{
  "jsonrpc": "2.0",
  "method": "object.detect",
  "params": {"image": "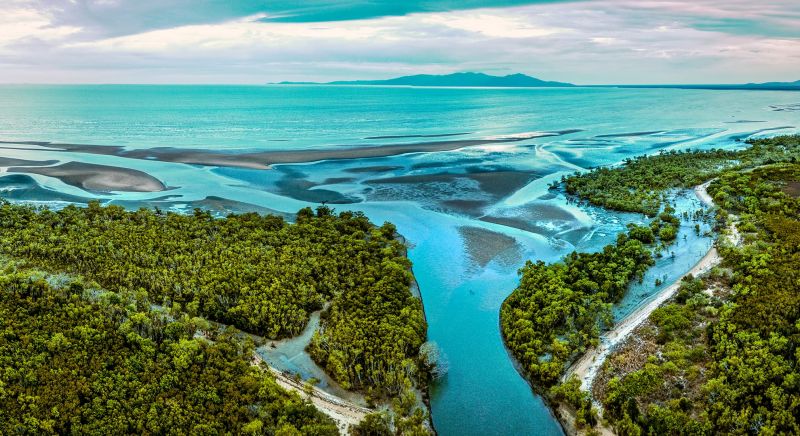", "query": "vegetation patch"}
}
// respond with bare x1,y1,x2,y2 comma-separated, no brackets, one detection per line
595,152,800,434
596,275,722,435
0,202,427,399
563,135,800,216
0,269,338,434
504,135,800,434
500,223,662,387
